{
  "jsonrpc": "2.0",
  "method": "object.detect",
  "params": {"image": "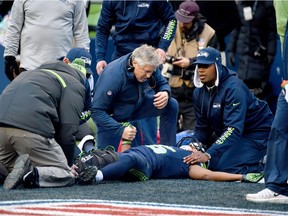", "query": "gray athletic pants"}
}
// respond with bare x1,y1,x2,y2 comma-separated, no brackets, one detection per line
0,127,75,187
